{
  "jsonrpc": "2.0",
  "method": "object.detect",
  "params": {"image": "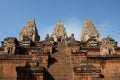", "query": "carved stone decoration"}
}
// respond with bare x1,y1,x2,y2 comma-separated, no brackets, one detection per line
70,33,76,42
45,34,50,41
19,19,40,42
100,36,115,55
66,33,76,44
3,37,18,54
51,21,67,42
81,19,100,42
44,34,54,44
86,37,99,47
